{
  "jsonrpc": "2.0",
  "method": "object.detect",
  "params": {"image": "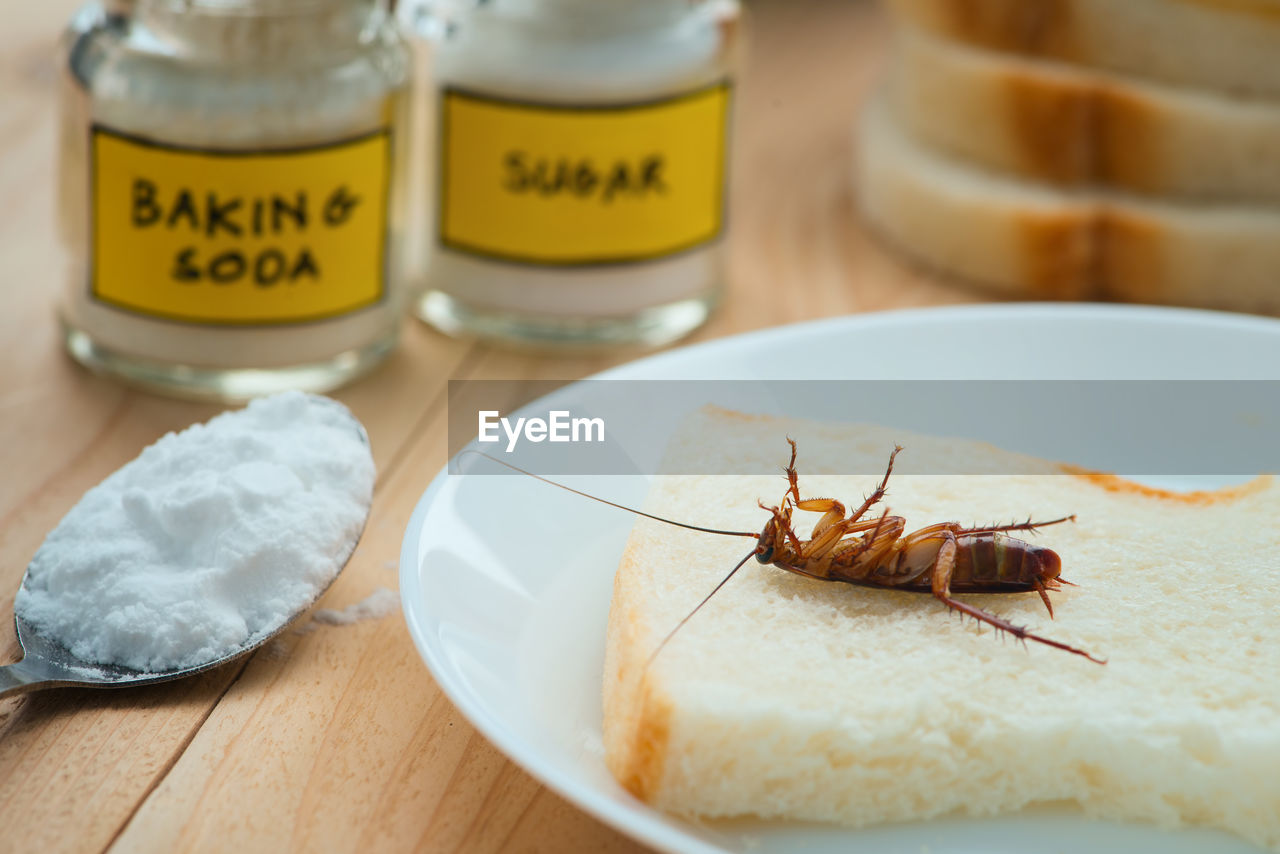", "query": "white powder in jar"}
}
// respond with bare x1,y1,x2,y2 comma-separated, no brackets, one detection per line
14,392,374,672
